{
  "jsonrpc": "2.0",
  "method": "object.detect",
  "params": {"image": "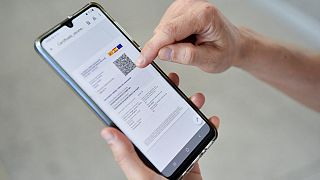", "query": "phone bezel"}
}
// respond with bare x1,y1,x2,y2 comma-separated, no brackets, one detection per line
34,2,218,179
